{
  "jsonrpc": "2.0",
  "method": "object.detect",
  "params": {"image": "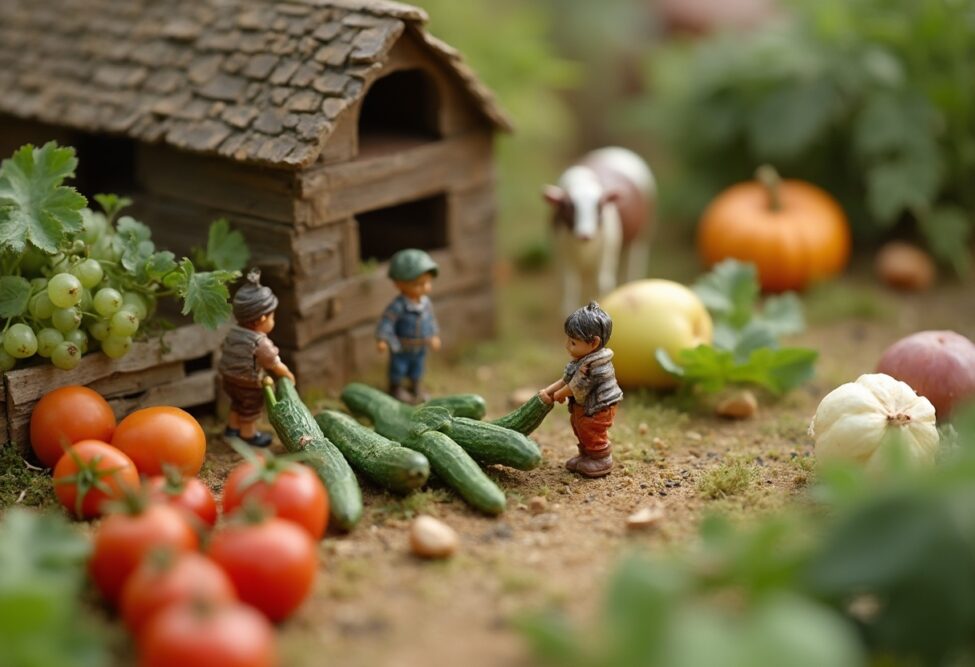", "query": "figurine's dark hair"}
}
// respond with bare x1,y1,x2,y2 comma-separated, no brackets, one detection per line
233,268,278,325
564,301,612,348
